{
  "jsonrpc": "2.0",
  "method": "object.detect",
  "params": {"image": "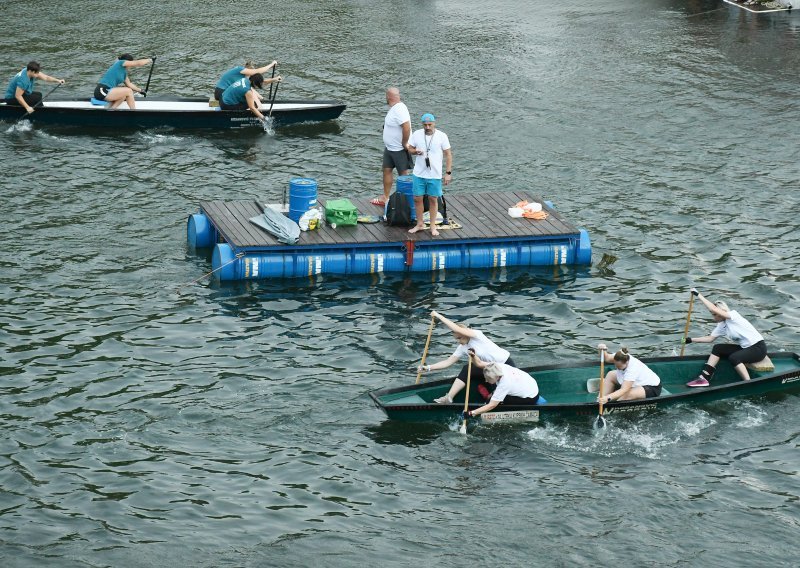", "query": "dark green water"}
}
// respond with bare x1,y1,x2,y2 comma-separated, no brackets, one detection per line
2,1,799,566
